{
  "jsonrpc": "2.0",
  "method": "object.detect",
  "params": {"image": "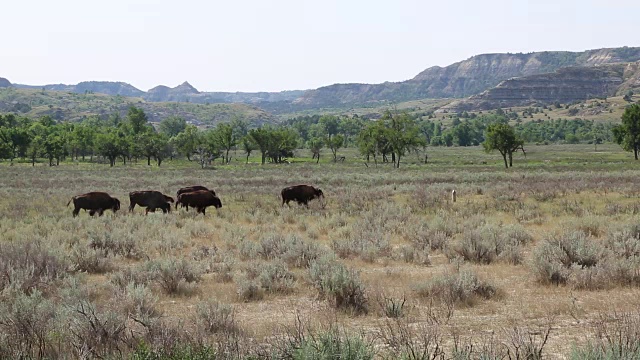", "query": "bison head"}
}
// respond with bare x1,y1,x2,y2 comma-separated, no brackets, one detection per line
112,198,121,212
315,188,325,208
164,195,175,203
212,196,223,209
